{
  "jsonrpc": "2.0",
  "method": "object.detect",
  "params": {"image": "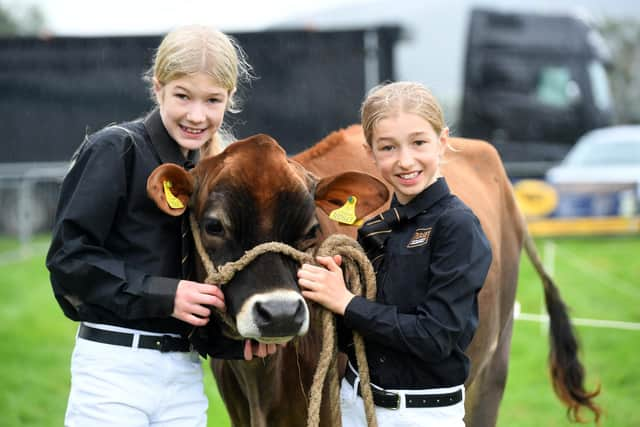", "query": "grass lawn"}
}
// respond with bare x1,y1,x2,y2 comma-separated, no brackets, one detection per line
498,236,640,427
0,235,638,426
